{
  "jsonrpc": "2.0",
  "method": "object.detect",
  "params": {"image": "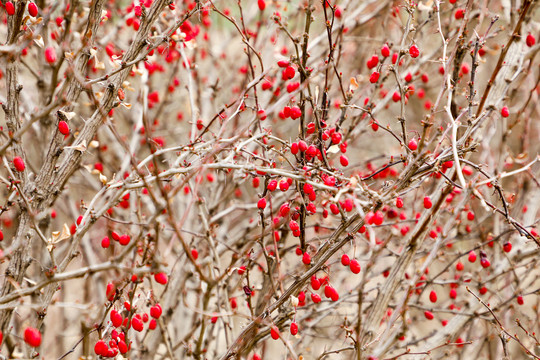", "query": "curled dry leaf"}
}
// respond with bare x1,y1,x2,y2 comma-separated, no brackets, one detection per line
64,140,87,153
58,110,76,121
99,173,108,185
33,35,44,48
64,52,75,61
327,145,340,154
349,76,359,92
50,224,71,245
